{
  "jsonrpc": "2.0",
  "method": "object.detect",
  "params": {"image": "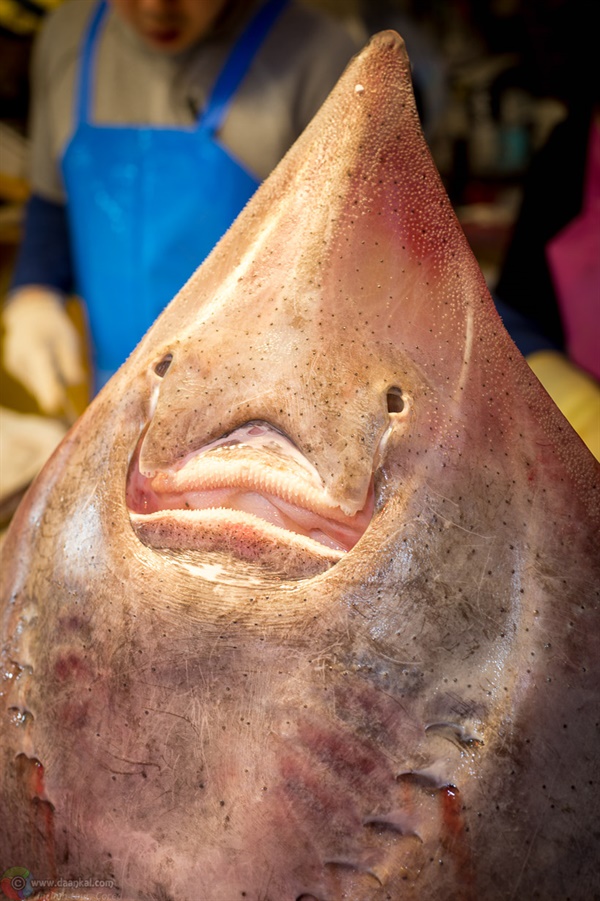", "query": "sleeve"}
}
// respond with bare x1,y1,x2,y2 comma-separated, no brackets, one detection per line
9,4,80,295
492,295,558,358
10,193,74,294
494,115,589,352
27,6,69,203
